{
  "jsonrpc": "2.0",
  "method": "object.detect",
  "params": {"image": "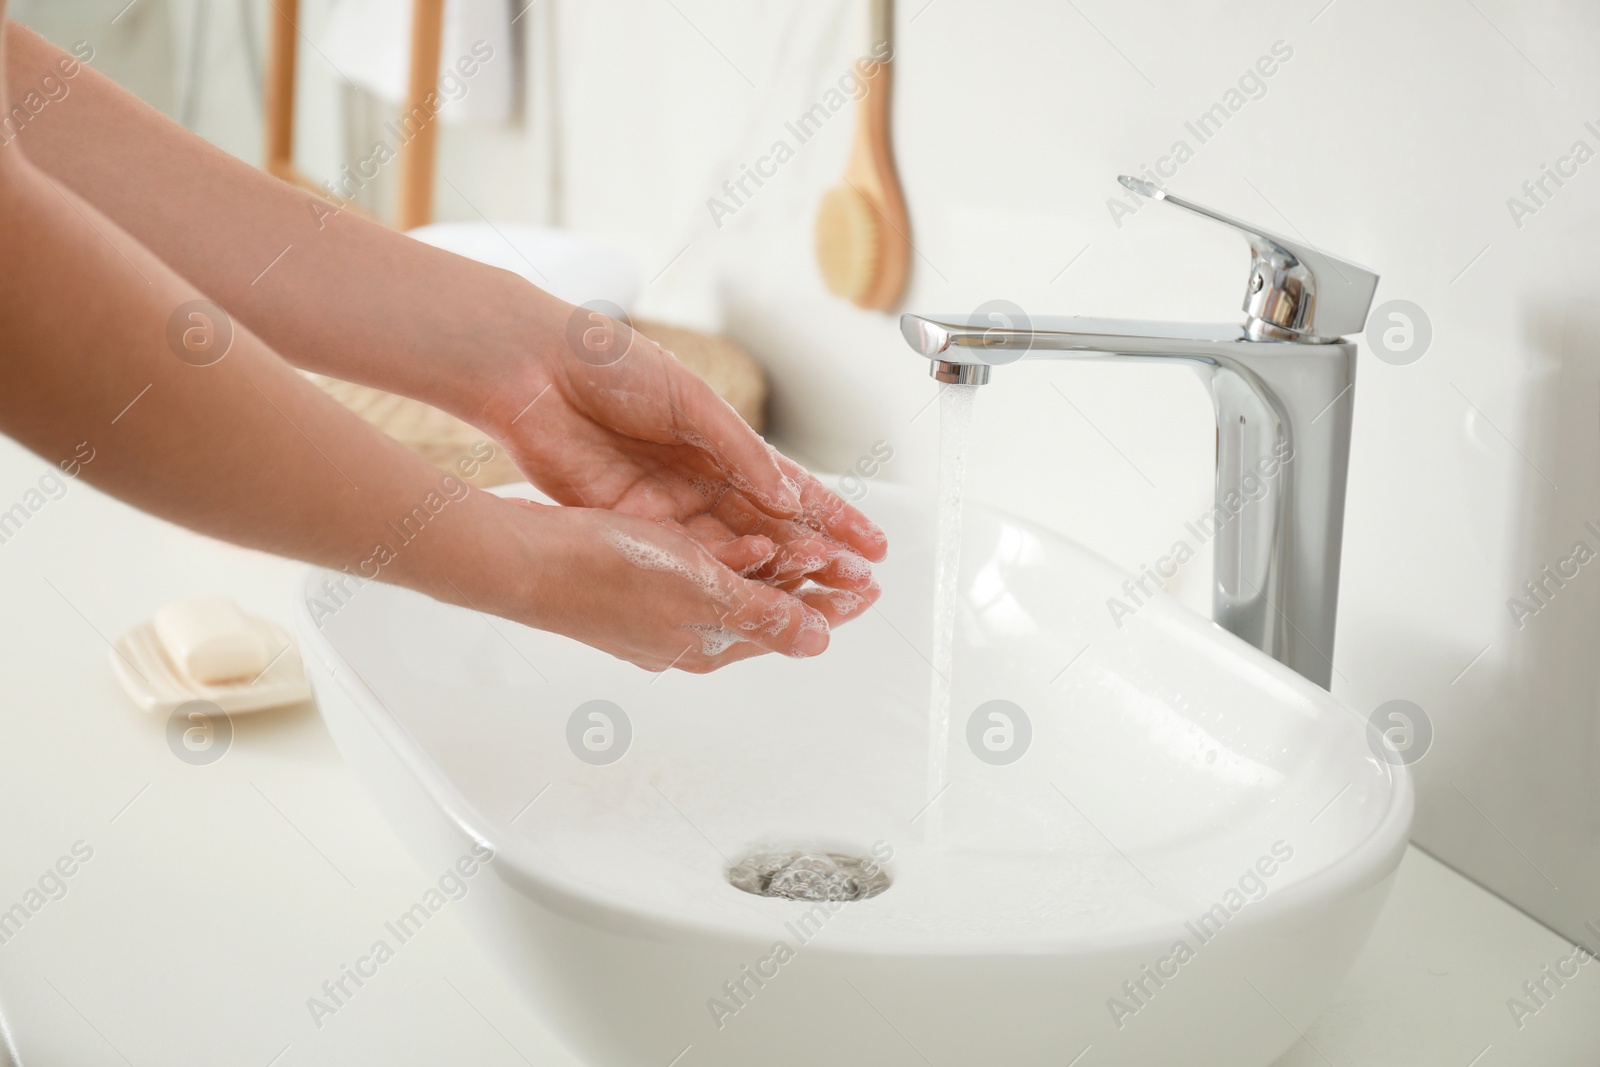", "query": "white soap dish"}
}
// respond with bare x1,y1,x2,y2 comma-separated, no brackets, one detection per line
110,617,311,715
